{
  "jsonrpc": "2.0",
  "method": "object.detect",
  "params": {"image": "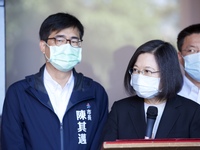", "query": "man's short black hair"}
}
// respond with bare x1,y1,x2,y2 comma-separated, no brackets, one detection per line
39,12,84,41
177,24,200,52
